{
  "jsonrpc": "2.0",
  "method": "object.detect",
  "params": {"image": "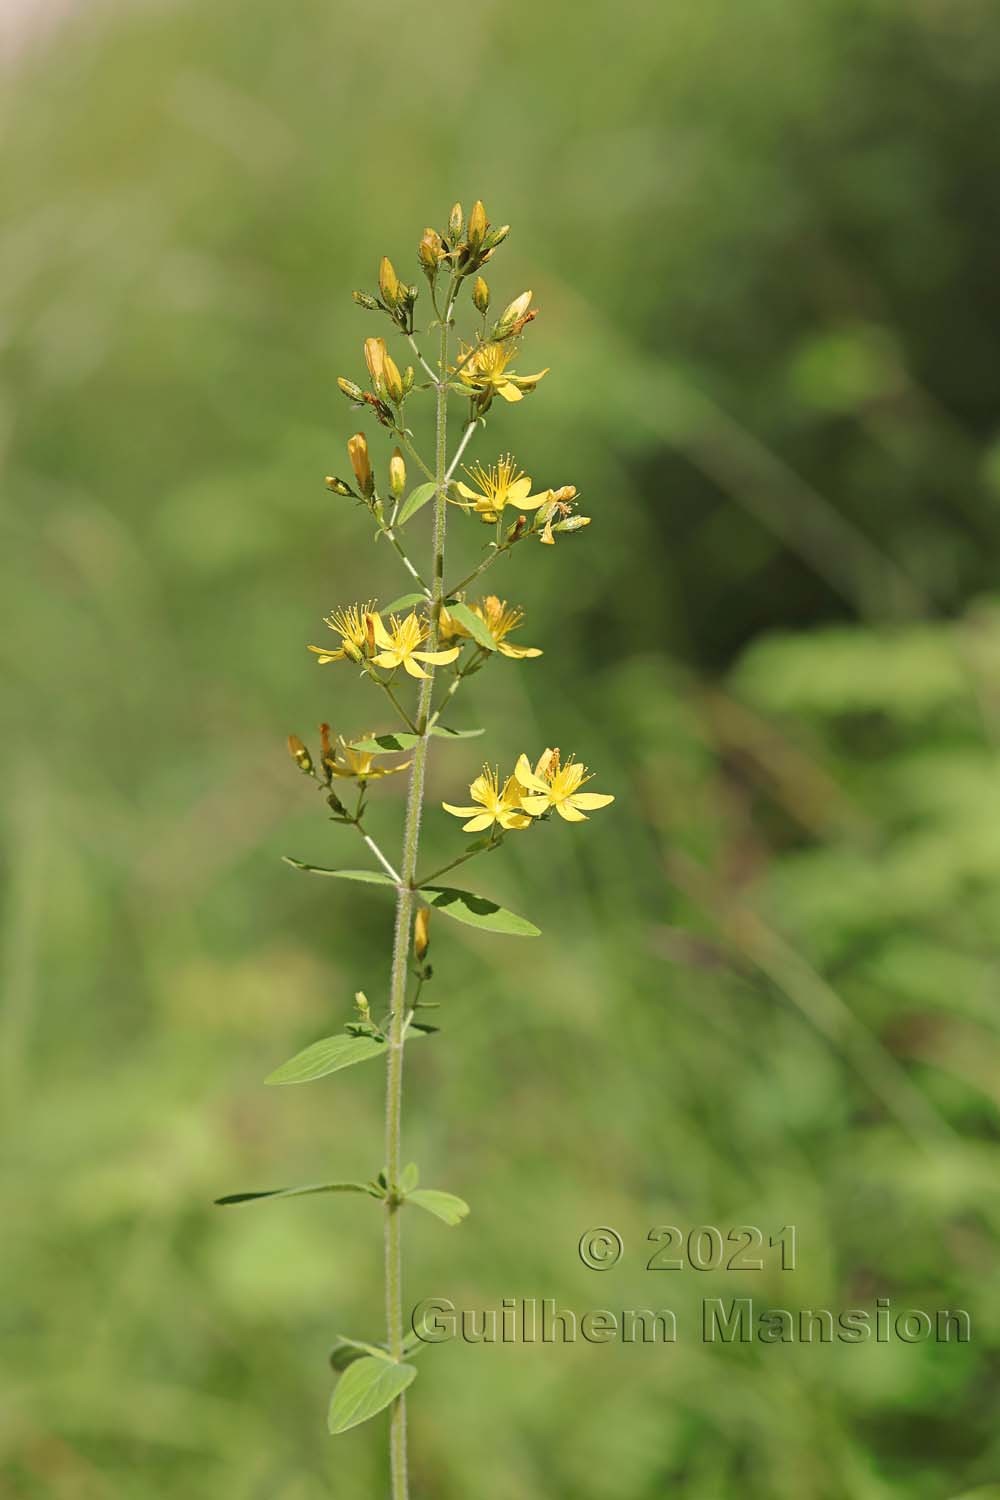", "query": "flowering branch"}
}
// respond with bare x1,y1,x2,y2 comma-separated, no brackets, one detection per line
215,200,611,1500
